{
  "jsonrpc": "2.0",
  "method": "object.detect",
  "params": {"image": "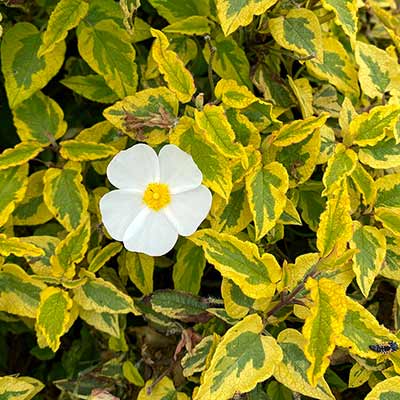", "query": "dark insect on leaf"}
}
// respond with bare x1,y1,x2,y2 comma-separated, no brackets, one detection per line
369,340,399,354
